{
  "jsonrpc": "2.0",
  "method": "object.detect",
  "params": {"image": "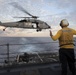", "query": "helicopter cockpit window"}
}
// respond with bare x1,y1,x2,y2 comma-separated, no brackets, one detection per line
38,23,44,28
